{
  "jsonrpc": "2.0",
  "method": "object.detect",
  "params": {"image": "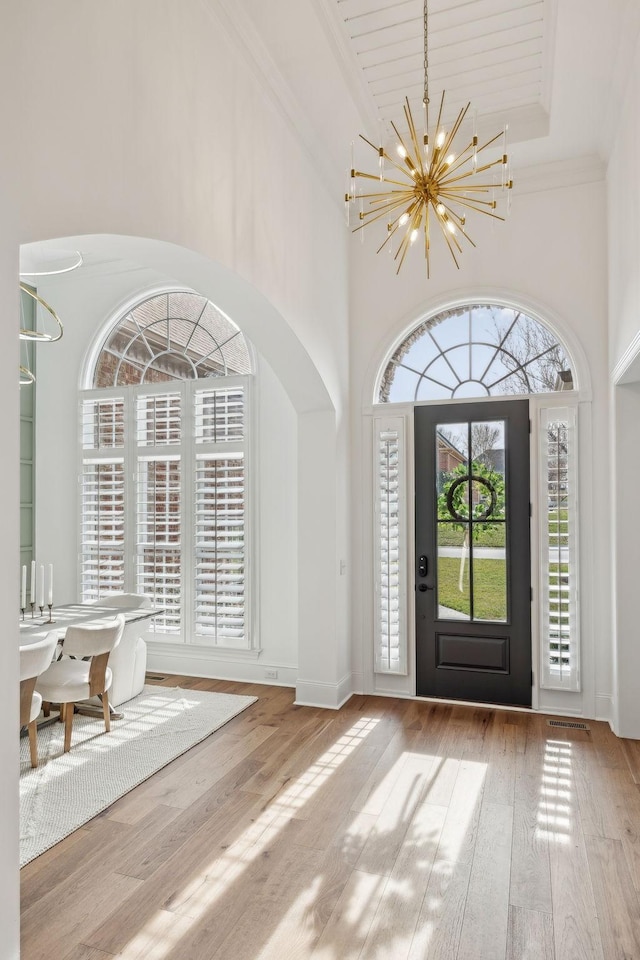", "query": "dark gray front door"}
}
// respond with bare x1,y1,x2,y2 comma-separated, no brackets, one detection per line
415,399,531,706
